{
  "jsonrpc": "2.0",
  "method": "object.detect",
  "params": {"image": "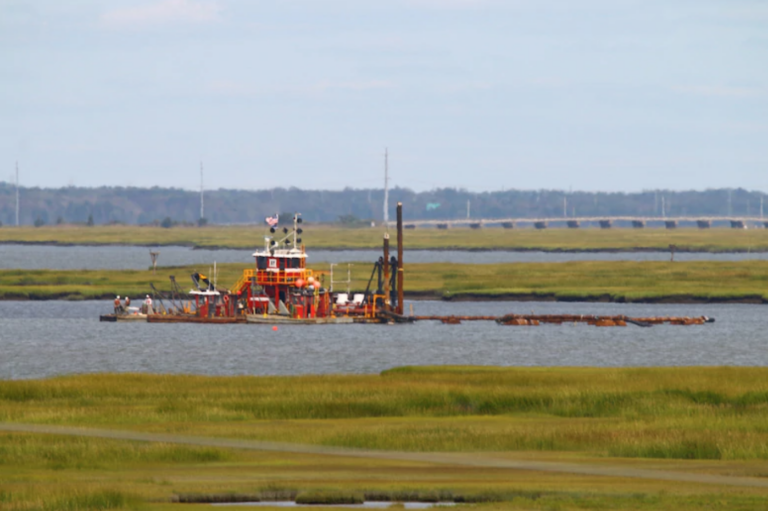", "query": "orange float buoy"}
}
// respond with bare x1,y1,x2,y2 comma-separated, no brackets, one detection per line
272,326,278,331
